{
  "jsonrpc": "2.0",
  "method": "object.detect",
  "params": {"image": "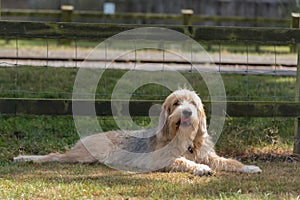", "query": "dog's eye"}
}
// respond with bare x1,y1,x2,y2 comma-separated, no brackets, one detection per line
191,101,197,106
173,100,179,106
